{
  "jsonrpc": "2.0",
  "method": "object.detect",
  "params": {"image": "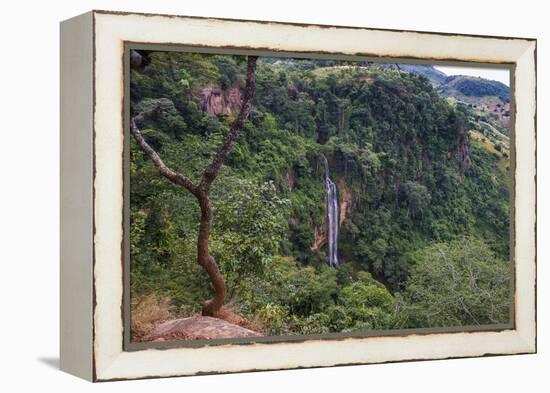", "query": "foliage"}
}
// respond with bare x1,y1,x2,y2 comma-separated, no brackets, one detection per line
211,178,290,296
236,257,396,335
396,237,511,328
129,51,512,337
441,75,510,102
